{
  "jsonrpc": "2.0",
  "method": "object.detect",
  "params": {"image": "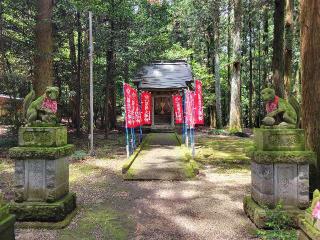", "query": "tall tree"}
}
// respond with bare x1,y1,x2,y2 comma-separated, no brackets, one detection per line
75,11,82,135
229,0,242,132
300,0,320,186
284,0,294,99
262,3,269,87
248,0,253,128
272,0,285,98
213,1,222,129
0,0,4,77
34,0,54,96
